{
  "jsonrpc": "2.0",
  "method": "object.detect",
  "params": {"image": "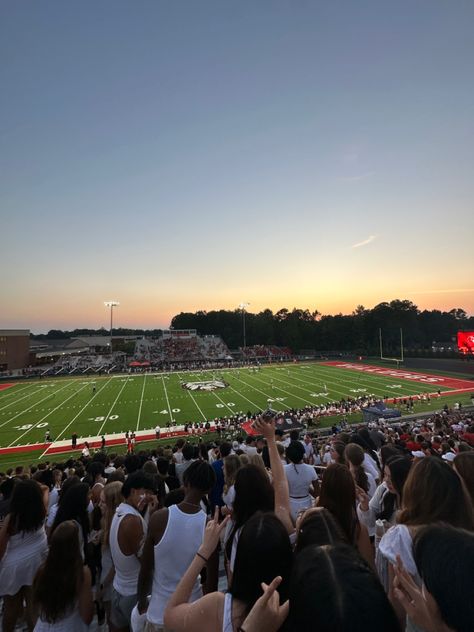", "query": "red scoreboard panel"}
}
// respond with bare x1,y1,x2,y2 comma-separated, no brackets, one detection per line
457,331,474,355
